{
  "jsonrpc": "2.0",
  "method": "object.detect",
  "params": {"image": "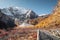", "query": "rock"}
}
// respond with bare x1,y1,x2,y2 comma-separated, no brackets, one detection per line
0,9,16,30
39,30,60,40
